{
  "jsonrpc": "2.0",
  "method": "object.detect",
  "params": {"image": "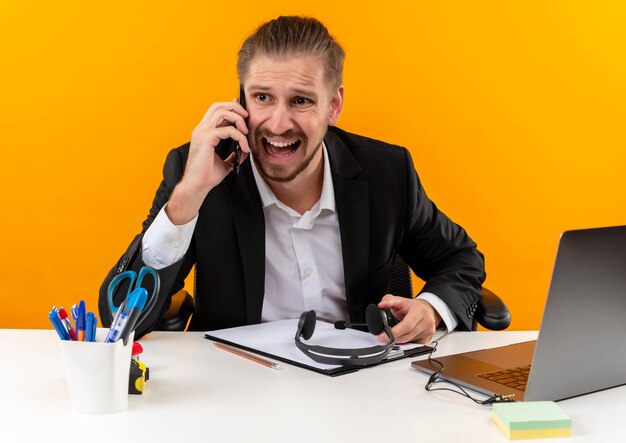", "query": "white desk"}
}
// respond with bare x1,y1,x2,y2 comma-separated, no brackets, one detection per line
1,330,622,442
